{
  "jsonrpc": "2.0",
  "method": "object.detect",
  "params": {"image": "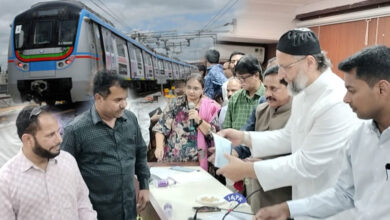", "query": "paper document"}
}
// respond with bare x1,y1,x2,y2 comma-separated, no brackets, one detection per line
213,133,232,168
